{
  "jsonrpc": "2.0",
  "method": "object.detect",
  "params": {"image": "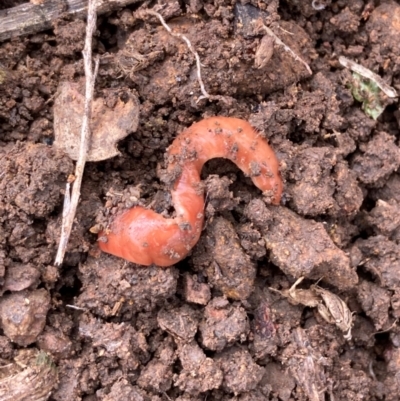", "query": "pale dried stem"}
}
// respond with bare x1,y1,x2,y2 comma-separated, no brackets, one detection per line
66,304,87,311
339,55,398,98
138,9,210,102
260,23,312,75
55,0,99,266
